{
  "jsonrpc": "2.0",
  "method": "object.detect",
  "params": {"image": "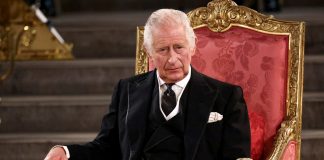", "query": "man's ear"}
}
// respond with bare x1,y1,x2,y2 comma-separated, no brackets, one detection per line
191,46,196,56
191,38,197,56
